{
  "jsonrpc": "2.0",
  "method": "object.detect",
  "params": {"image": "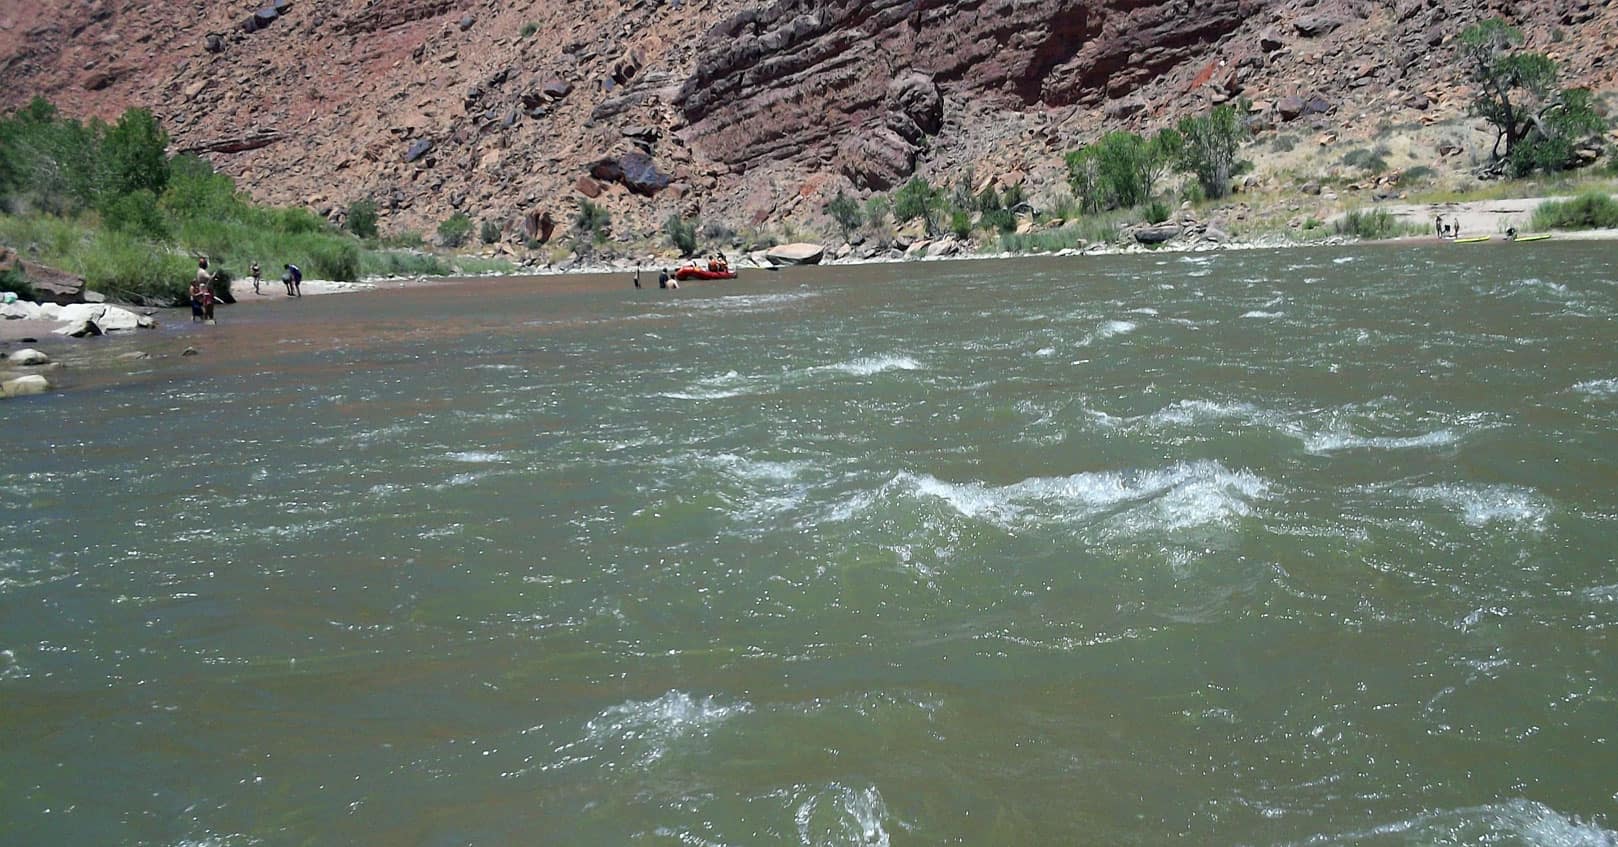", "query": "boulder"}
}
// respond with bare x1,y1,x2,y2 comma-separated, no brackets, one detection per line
541,79,573,100
1259,30,1286,51
1,374,50,398
404,138,435,164
839,126,917,191
1293,15,1345,37
523,210,556,242
574,176,604,198
1133,225,1182,245
1103,96,1147,120
6,348,51,366
1,300,39,320
886,72,943,139
54,318,103,338
1277,95,1305,121
589,151,670,196
55,304,152,333
765,243,826,266
1,248,89,304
